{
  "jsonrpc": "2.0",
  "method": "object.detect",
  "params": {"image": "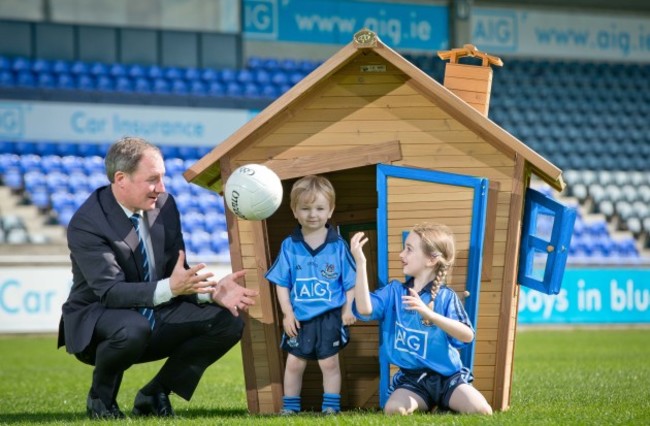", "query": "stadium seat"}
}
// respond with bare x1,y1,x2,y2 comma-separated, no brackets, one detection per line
37,72,55,88
0,70,14,86
56,73,75,89
17,71,36,87
171,79,188,95
89,62,108,76
32,59,52,74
